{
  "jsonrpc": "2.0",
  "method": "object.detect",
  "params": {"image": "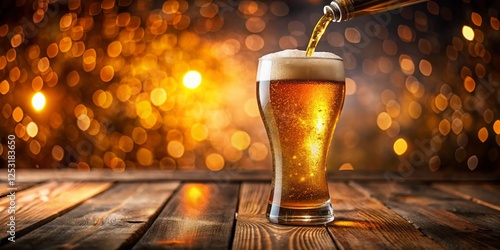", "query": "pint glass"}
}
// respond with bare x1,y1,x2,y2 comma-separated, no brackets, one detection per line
256,50,345,225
